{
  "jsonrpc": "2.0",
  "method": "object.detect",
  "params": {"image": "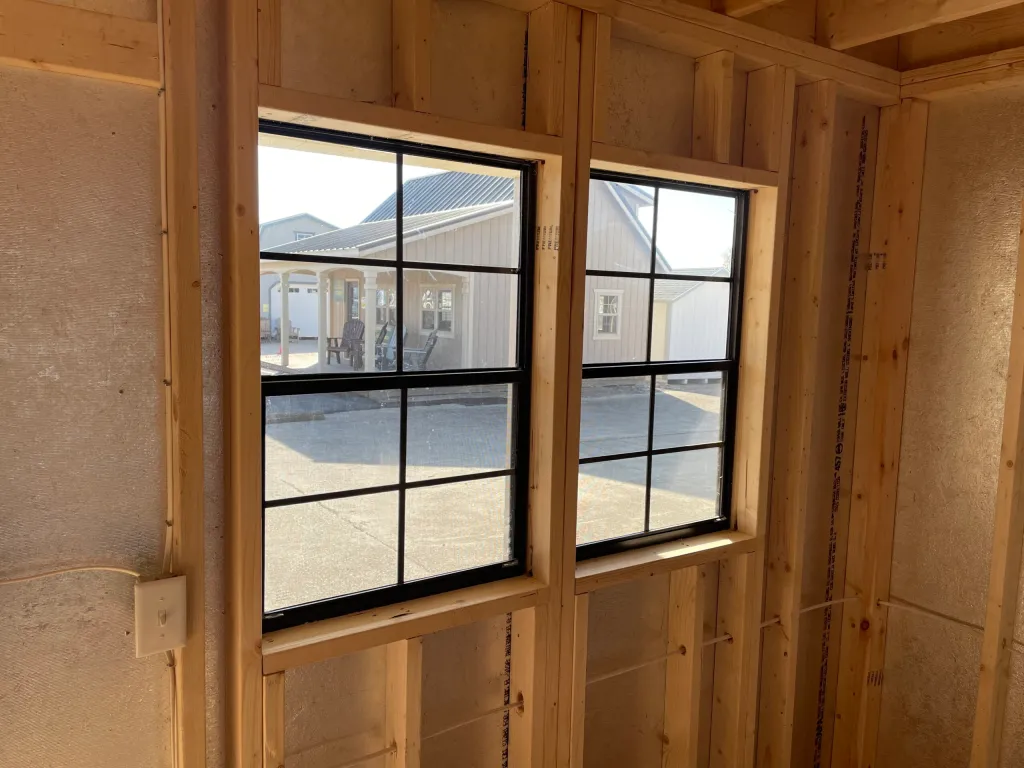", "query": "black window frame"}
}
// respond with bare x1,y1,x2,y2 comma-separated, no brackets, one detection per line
259,119,535,633
577,169,748,561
